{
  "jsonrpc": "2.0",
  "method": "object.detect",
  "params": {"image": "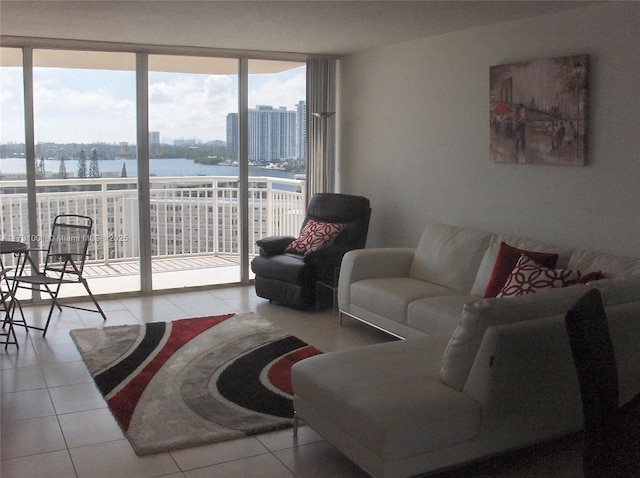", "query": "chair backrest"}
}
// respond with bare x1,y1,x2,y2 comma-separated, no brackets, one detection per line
565,288,619,433
0,268,7,287
304,193,371,249
44,214,93,277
